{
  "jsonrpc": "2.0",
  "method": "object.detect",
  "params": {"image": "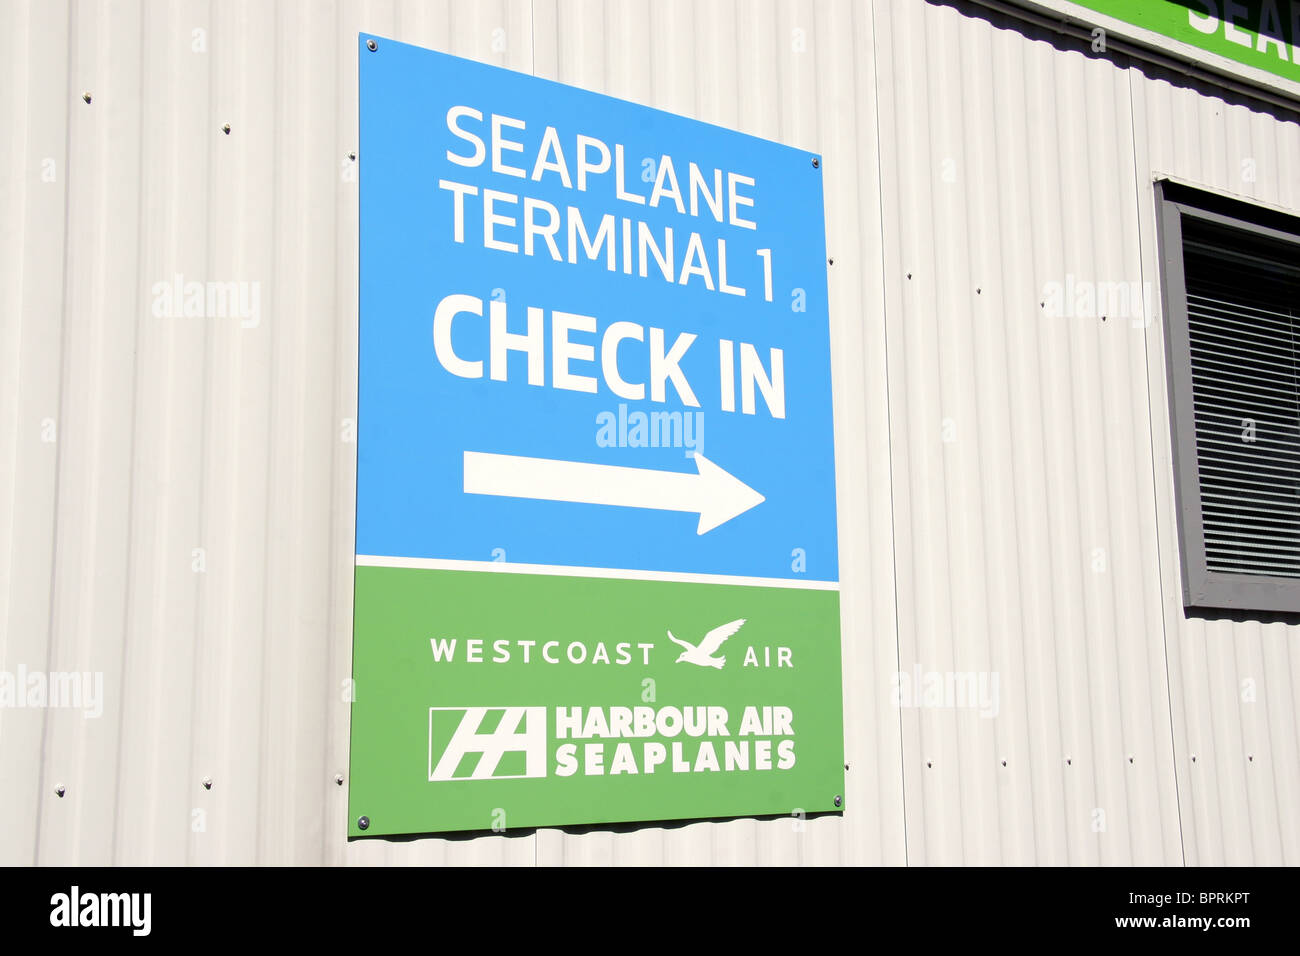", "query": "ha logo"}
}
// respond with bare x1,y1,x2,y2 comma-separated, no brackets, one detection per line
427,706,547,781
